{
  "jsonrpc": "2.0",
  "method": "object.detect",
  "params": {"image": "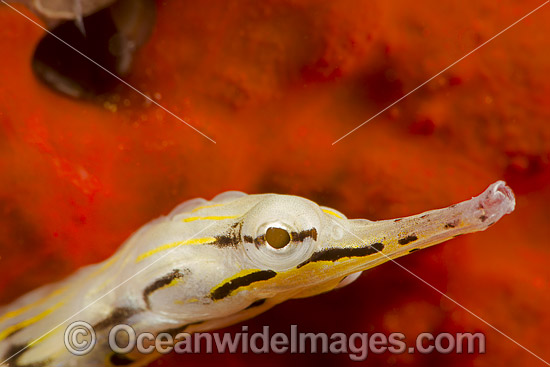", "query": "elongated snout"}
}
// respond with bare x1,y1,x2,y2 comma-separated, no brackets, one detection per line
310,181,516,279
